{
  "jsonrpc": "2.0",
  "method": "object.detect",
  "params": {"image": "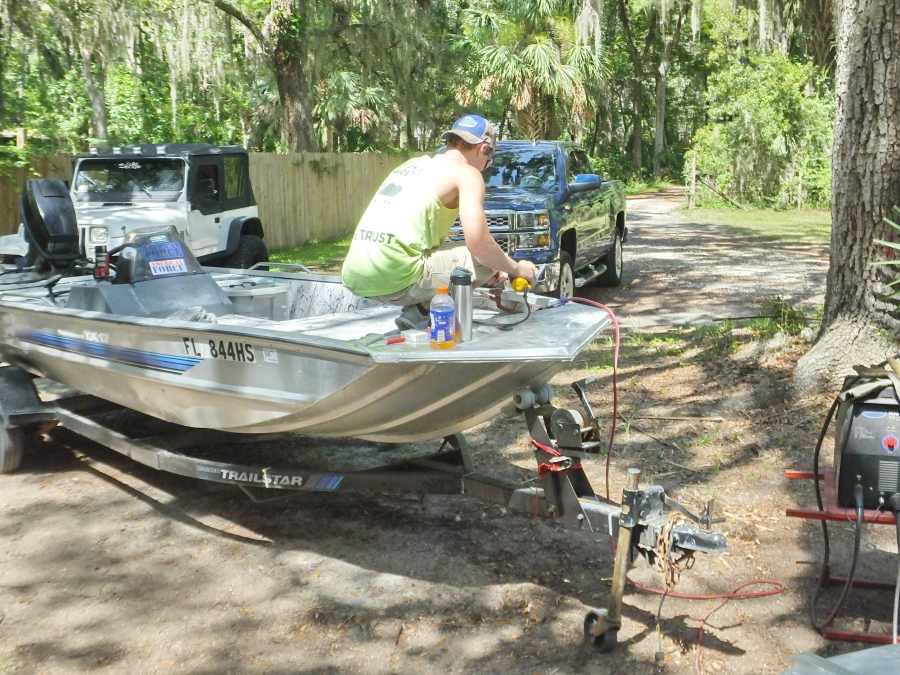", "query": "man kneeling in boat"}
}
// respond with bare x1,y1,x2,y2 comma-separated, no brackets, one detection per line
341,114,537,330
